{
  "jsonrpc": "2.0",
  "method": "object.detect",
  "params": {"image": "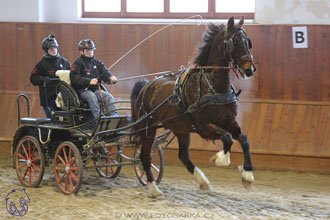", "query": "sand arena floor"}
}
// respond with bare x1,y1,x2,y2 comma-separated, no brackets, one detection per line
0,154,330,220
